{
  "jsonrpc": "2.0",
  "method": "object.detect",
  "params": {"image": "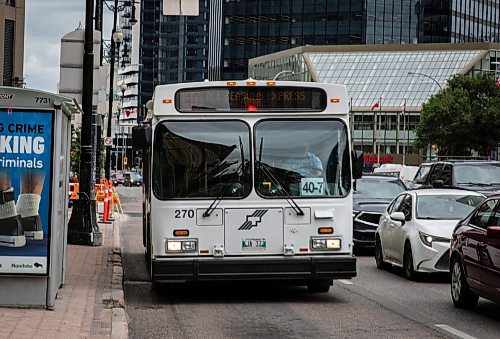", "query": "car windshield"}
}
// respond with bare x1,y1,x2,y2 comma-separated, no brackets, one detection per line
416,194,484,220
152,120,251,199
354,177,406,199
454,163,500,186
414,164,431,181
